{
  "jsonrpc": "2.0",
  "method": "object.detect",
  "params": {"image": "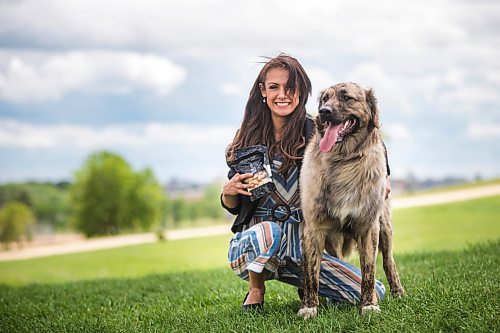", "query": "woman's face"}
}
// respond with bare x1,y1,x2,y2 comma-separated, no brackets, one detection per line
260,67,300,121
